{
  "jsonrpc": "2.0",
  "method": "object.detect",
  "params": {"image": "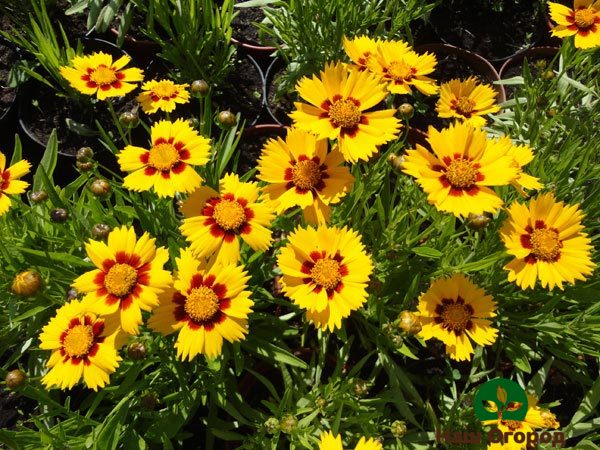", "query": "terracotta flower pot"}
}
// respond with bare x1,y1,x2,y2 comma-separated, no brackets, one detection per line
498,46,560,79
109,28,162,63
230,37,277,59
